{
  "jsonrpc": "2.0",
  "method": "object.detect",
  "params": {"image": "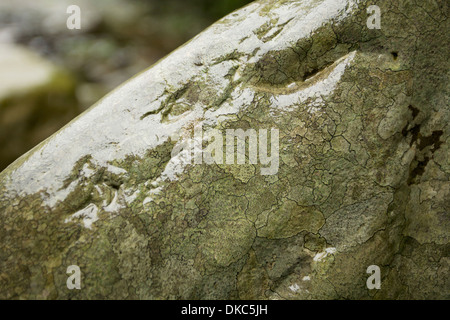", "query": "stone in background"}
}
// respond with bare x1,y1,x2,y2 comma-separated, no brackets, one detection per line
0,44,78,171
